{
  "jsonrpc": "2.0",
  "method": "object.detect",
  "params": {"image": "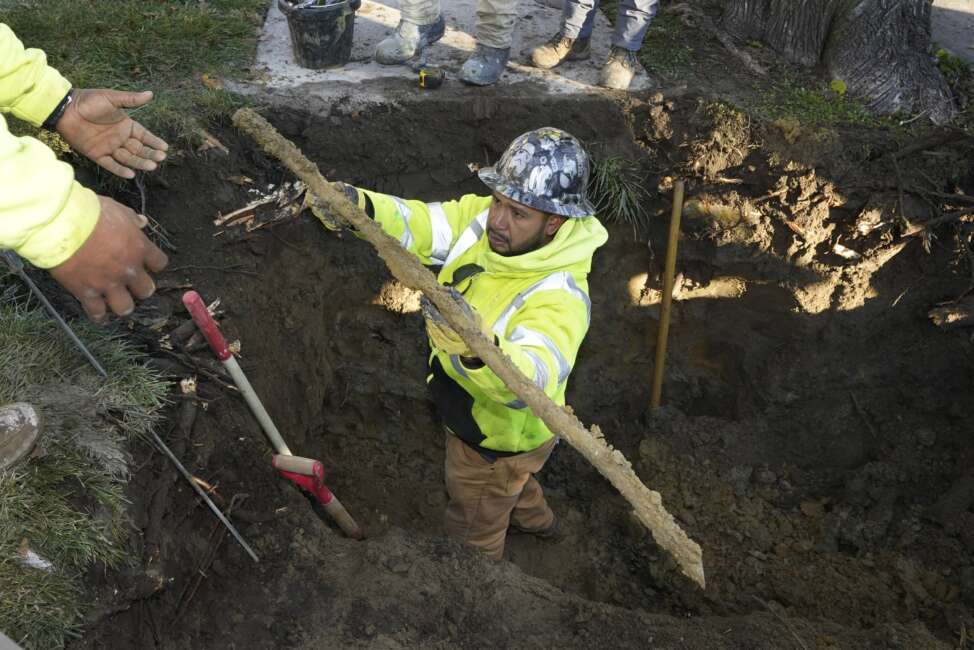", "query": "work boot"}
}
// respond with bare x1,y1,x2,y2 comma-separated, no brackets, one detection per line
599,45,639,90
510,515,561,541
530,33,591,69
374,14,446,65
0,403,41,471
459,44,511,86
